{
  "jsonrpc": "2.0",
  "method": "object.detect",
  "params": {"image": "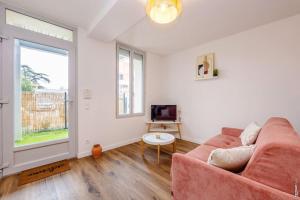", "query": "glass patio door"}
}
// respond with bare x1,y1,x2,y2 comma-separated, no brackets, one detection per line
1,6,76,175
